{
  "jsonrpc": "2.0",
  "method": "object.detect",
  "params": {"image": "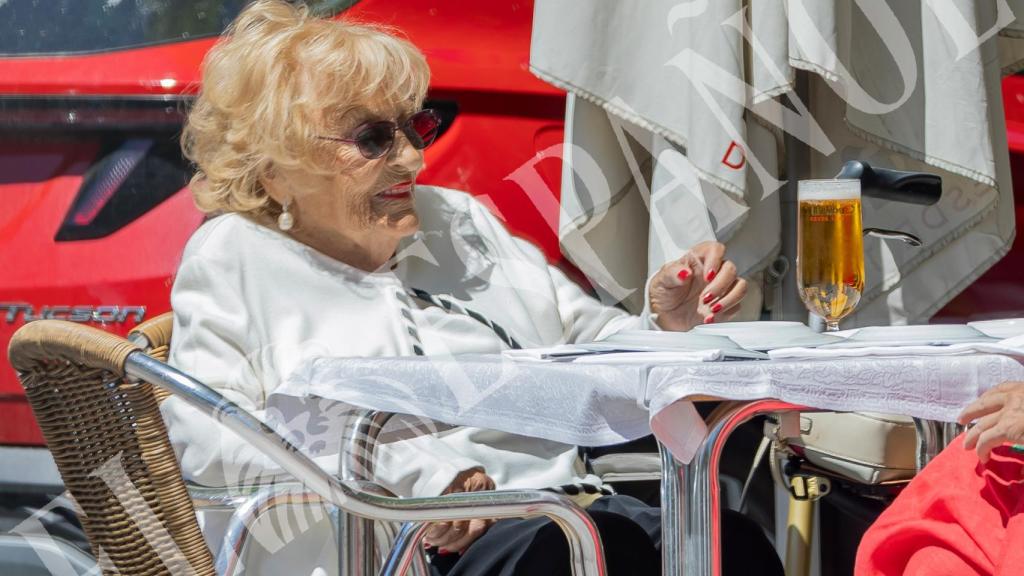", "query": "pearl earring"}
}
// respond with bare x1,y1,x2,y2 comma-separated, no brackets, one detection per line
277,198,294,231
